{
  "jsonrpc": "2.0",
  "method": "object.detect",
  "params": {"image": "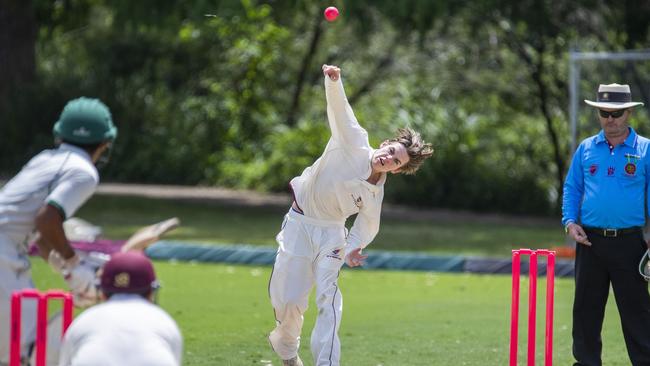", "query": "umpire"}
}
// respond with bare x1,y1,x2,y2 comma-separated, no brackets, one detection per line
563,83,649,366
